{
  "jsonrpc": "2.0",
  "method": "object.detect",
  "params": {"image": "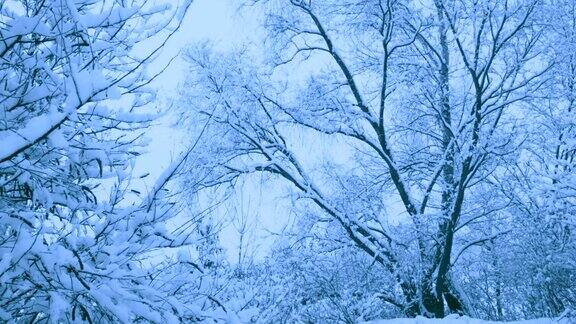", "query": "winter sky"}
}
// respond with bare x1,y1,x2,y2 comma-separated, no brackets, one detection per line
136,0,277,262
139,0,261,175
